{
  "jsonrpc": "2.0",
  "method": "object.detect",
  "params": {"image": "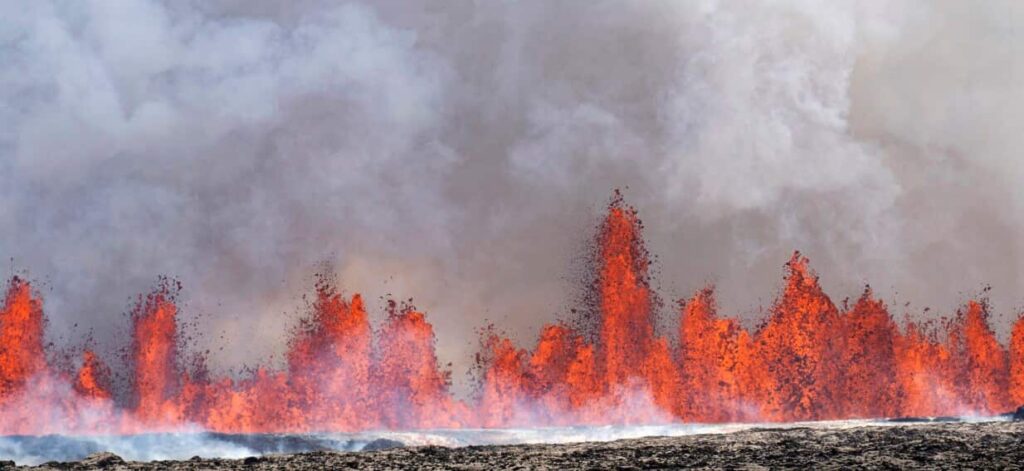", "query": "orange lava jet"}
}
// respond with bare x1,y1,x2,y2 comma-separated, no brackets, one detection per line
0,278,46,402
1,195,1024,435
